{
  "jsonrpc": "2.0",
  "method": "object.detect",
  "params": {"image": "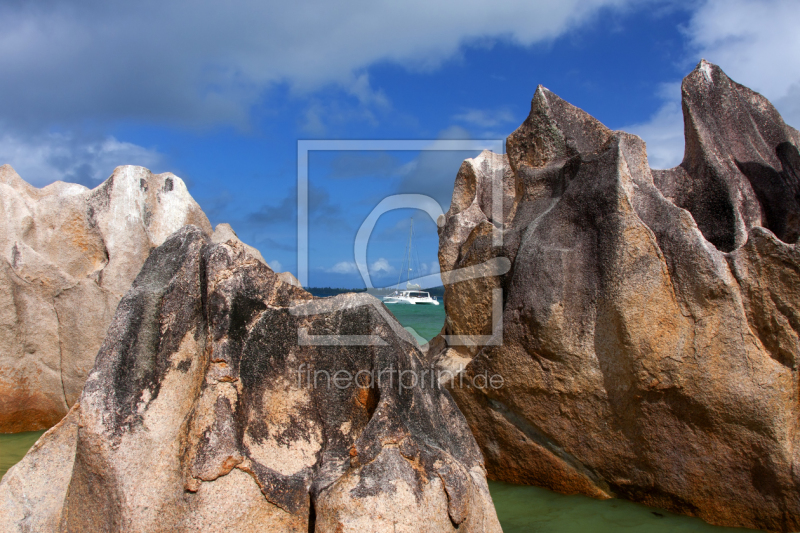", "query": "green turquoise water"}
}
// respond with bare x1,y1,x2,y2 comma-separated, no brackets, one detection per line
0,439,766,533
0,430,45,480
0,305,768,532
487,481,759,533
384,302,445,342
384,303,762,533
